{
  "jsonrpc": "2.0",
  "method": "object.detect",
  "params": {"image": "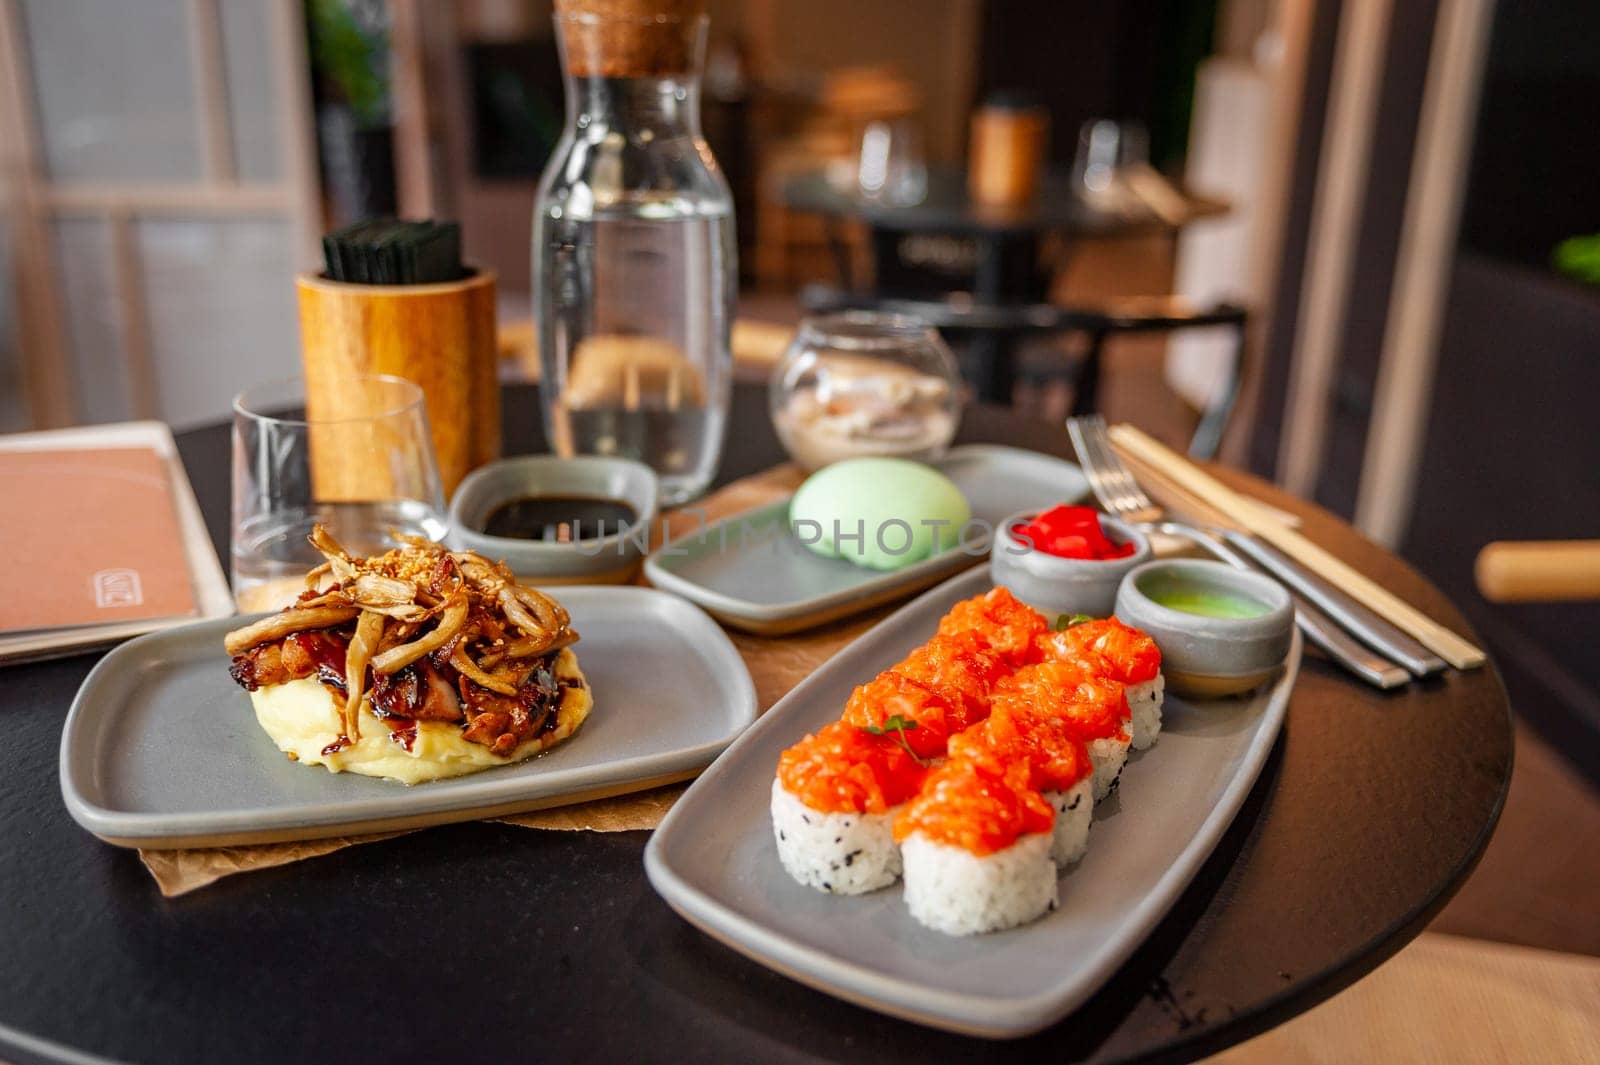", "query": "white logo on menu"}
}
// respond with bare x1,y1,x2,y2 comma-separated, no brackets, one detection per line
93,568,143,608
